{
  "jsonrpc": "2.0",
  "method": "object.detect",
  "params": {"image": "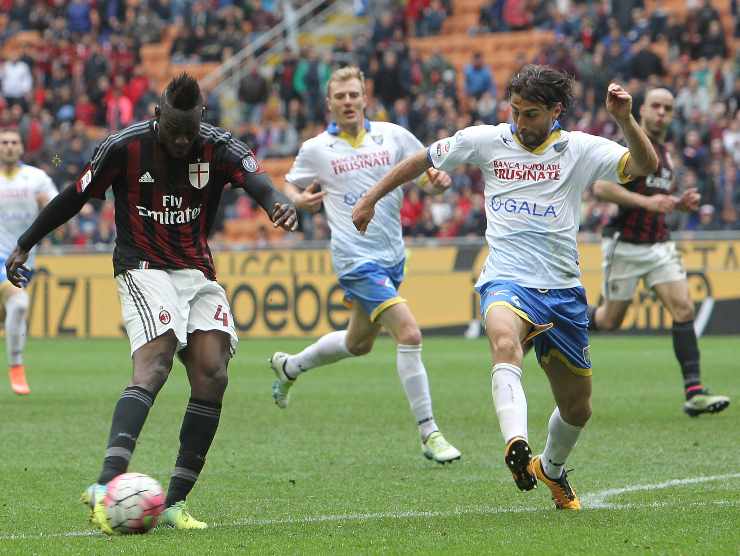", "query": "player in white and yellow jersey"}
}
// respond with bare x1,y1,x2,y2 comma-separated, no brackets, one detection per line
353,65,659,508
0,128,58,394
269,66,461,464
